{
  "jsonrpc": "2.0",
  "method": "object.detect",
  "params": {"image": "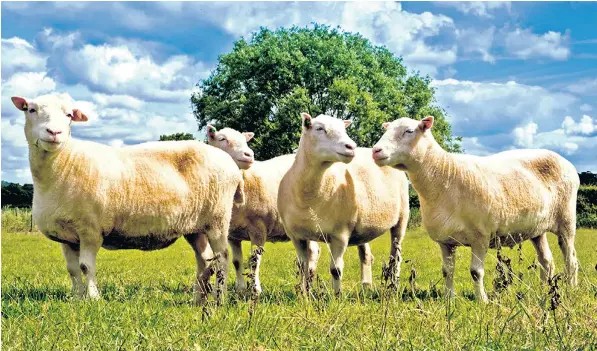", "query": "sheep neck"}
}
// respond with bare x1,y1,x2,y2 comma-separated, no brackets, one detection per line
406,141,460,204
291,146,335,203
28,139,79,192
